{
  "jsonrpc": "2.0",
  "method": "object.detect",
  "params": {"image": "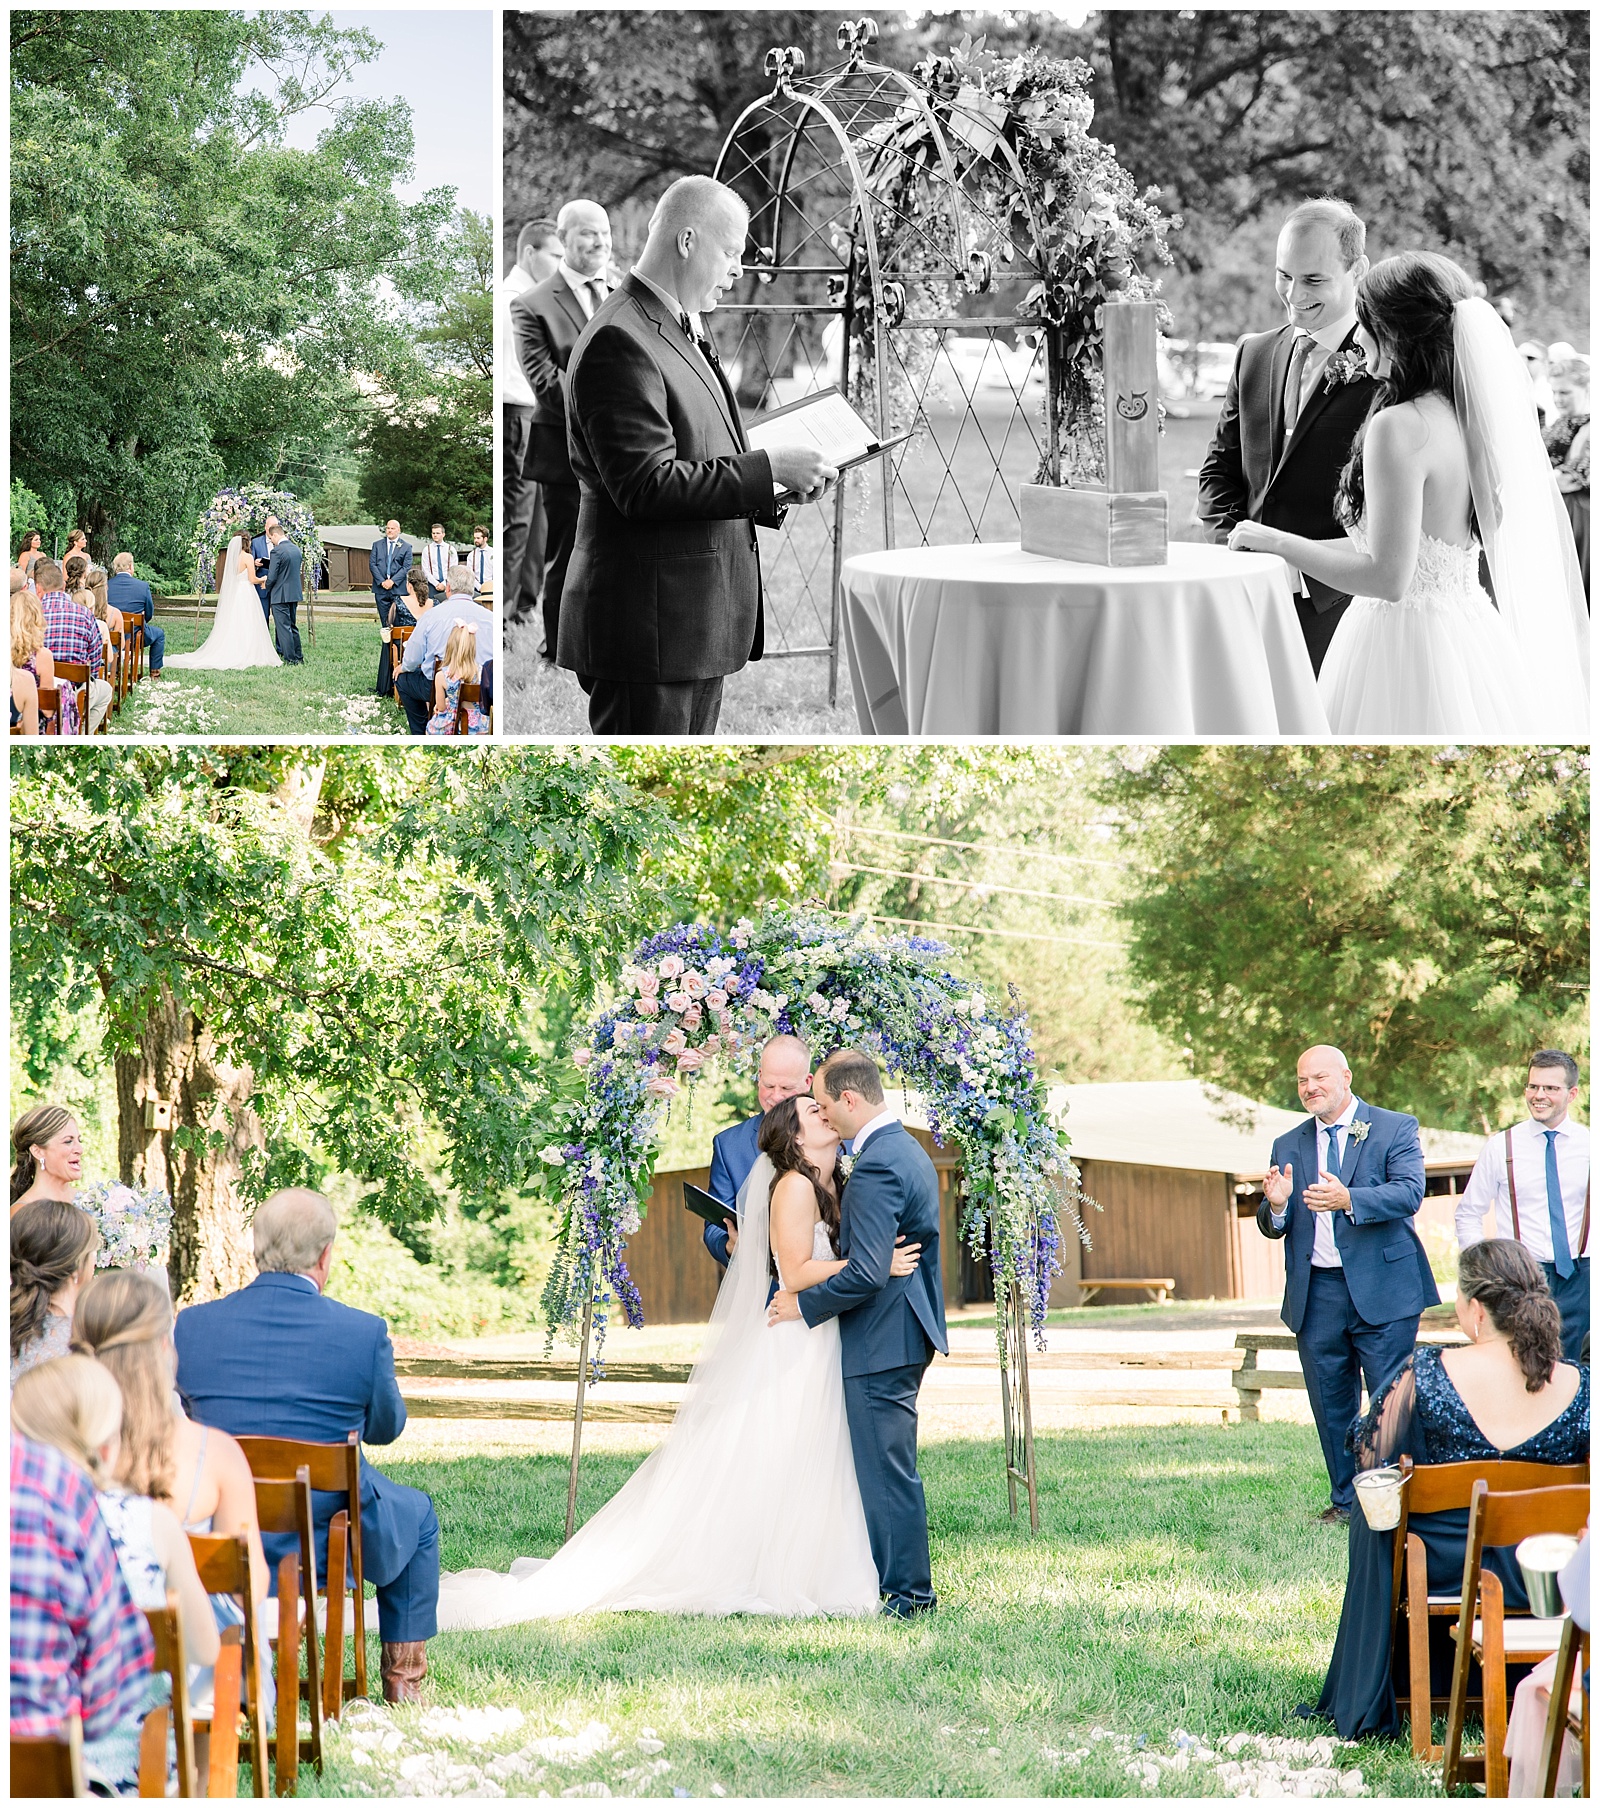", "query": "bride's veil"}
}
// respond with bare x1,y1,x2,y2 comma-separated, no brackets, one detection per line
1453,297,1590,734
217,534,250,611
